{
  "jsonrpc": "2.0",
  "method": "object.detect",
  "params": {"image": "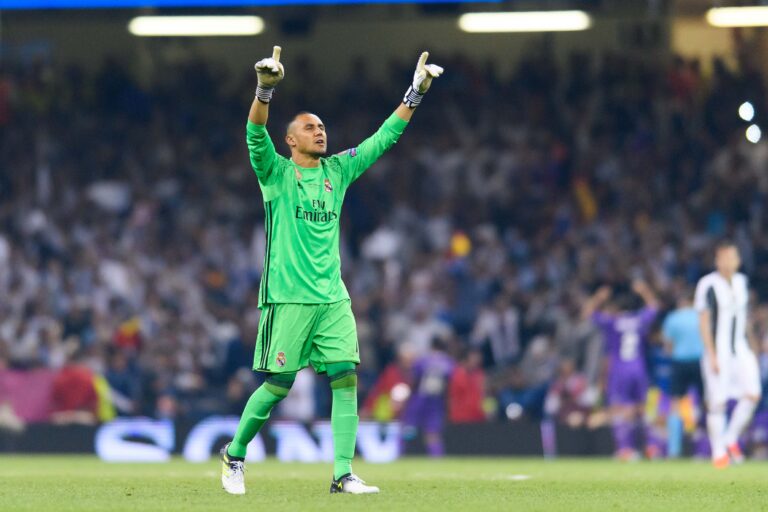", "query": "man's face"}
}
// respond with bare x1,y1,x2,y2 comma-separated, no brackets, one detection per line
715,245,741,276
286,113,327,158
